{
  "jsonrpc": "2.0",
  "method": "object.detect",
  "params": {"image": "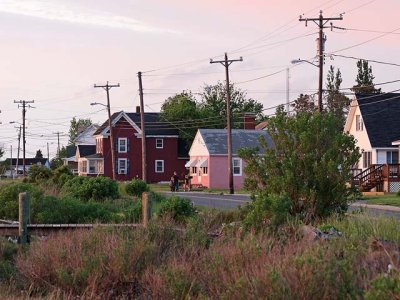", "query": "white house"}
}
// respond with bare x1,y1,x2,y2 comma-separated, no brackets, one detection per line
345,93,400,192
